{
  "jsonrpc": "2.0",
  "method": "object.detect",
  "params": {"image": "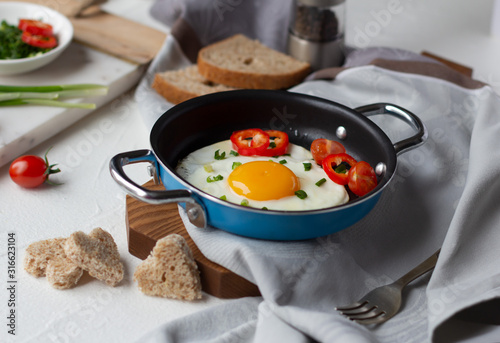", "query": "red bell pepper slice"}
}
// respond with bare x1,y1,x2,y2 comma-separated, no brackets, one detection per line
259,130,289,156
21,31,57,49
322,153,358,186
230,128,270,156
18,19,54,37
